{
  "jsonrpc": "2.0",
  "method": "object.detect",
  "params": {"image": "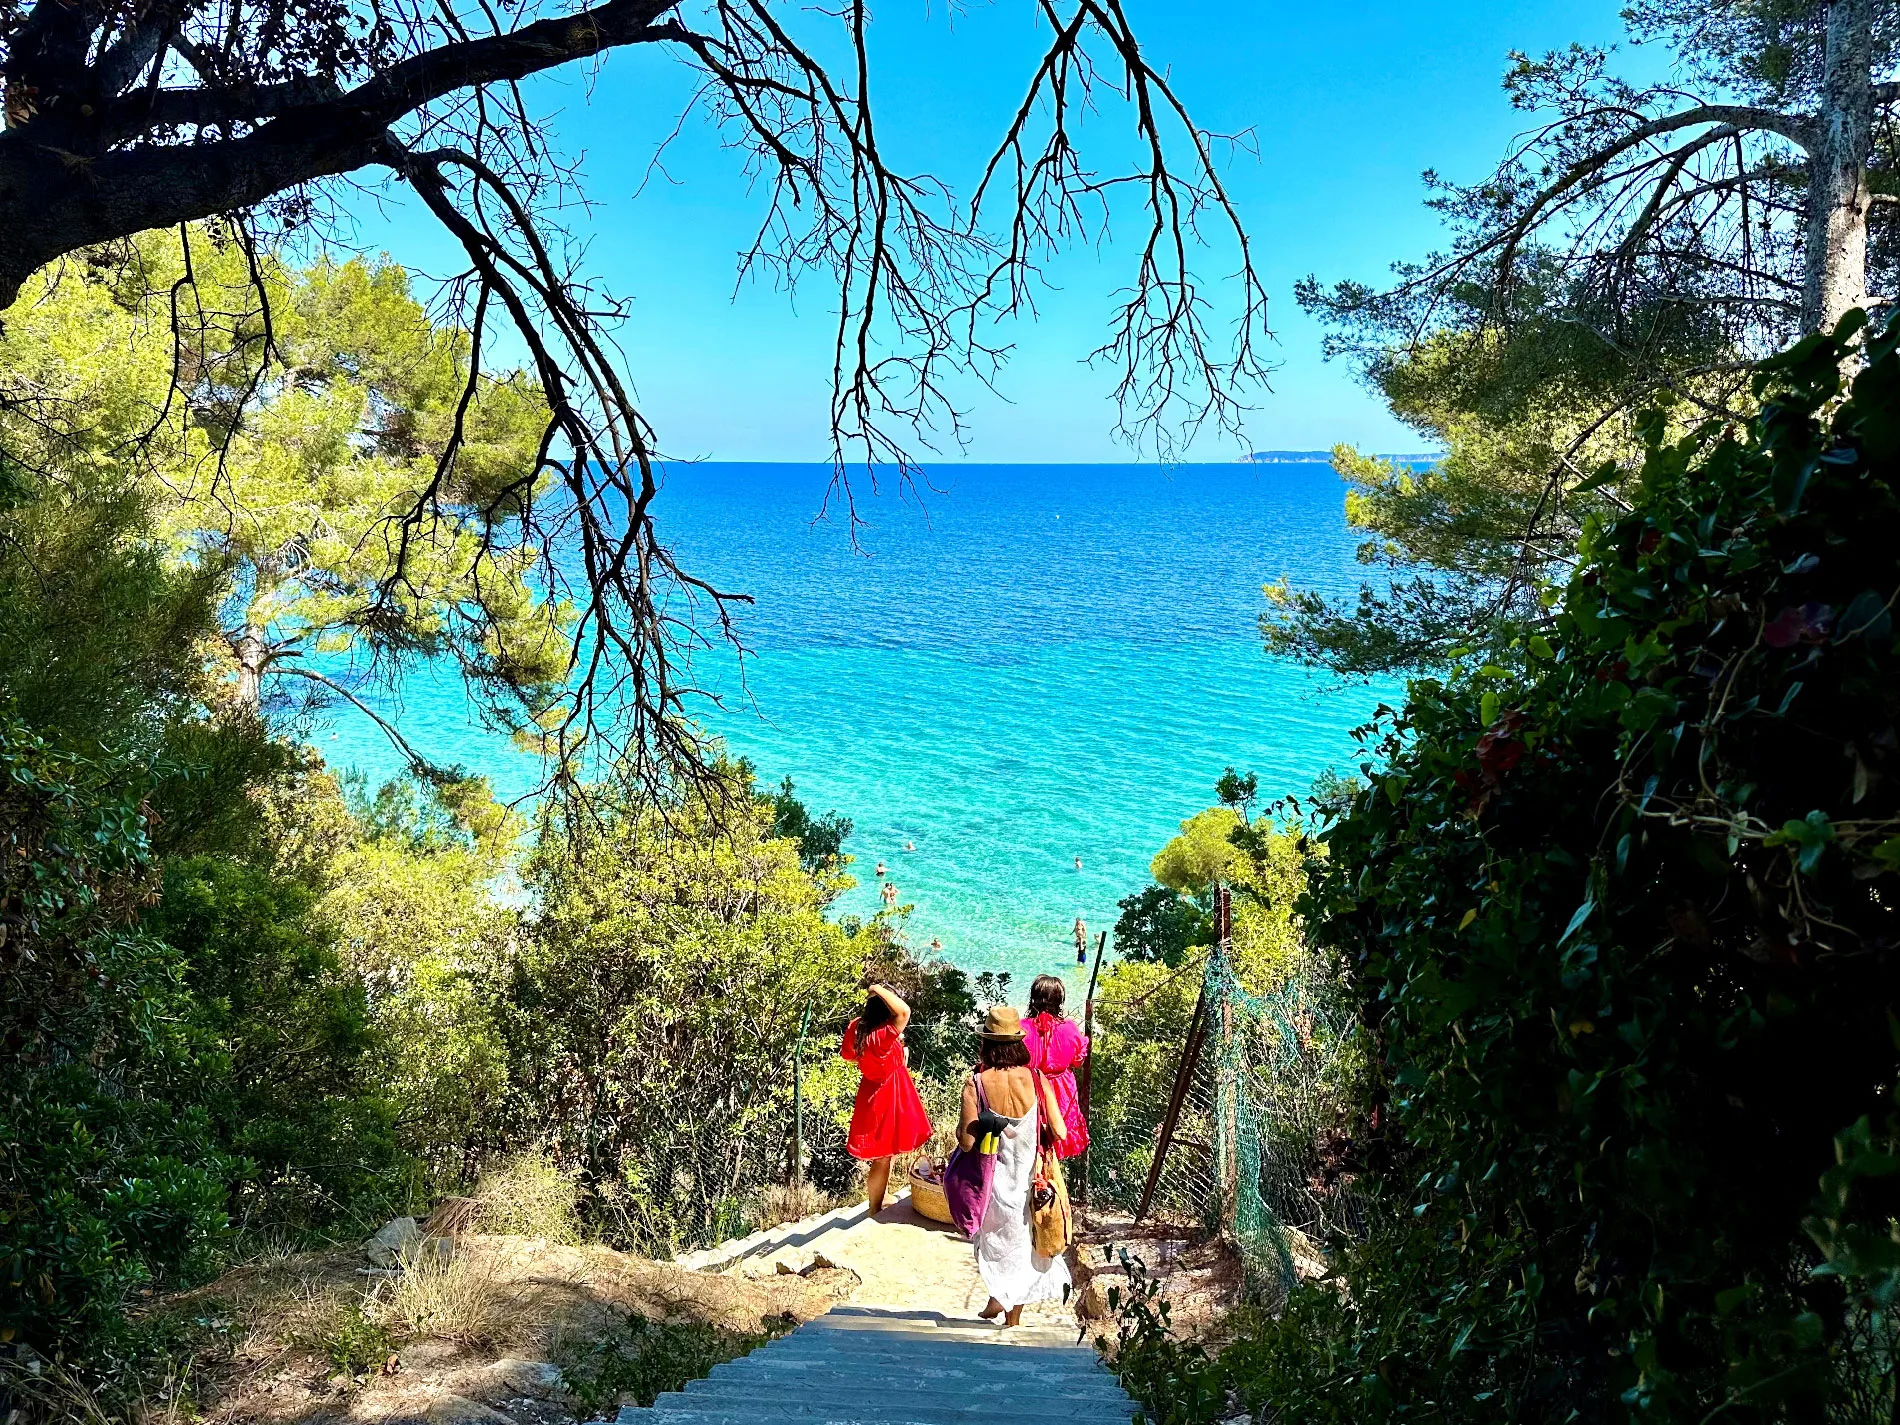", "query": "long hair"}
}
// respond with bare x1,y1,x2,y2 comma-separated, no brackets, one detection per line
859,991,897,1035
1028,974,1066,1019
978,1036,1032,1069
